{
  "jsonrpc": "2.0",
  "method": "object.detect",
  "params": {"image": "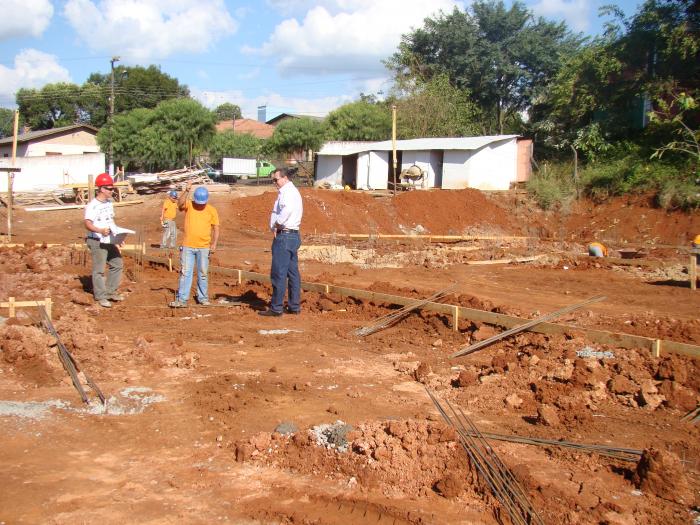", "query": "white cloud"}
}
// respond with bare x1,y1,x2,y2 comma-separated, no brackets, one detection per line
0,49,71,106
1,0,54,40
192,87,351,120
530,0,592,31
249,0,462,76
63,0,237,61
